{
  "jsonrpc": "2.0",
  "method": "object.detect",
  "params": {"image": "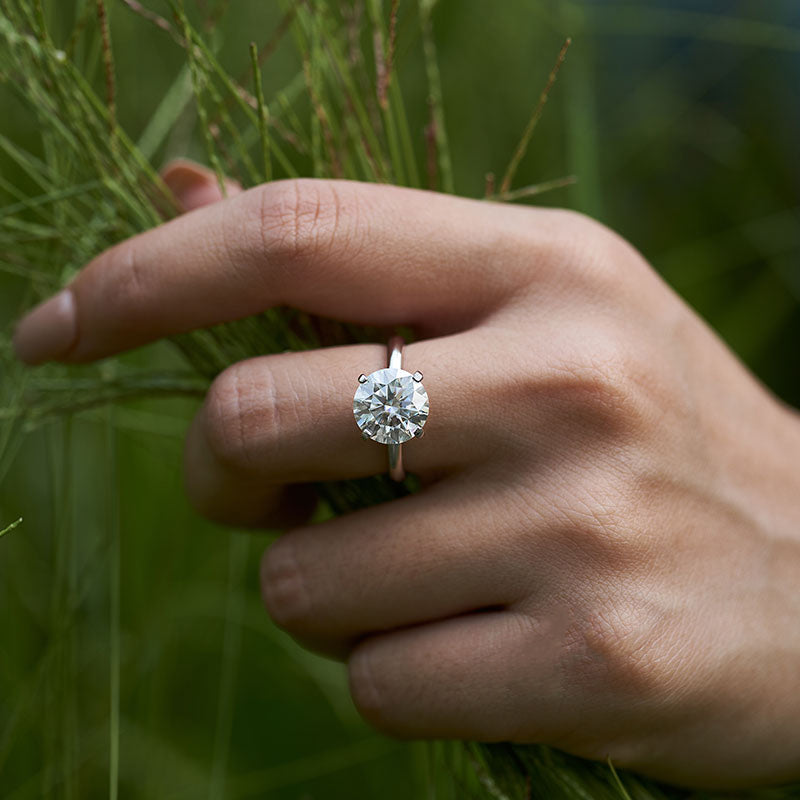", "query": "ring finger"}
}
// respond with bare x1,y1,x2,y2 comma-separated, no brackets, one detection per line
183,329,505,526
